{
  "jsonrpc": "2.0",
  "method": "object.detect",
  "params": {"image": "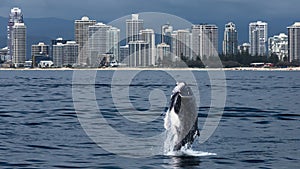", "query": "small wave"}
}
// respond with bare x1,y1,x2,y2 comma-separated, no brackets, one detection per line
27,144,61,150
